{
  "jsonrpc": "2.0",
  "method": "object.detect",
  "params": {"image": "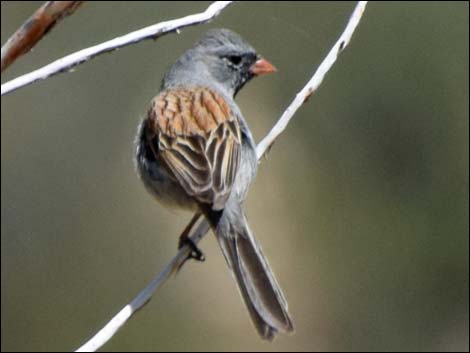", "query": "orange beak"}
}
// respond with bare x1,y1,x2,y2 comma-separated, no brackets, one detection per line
249,58,277,76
